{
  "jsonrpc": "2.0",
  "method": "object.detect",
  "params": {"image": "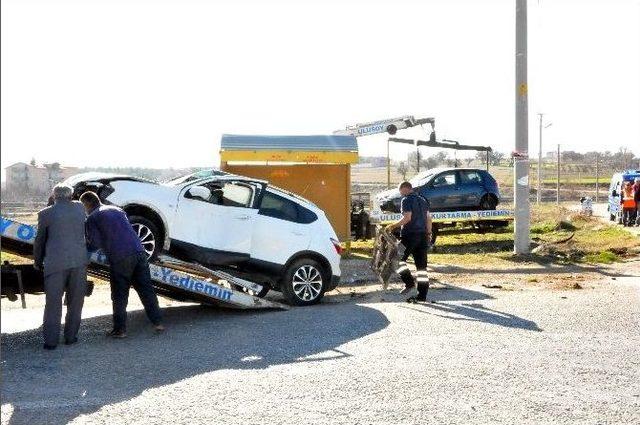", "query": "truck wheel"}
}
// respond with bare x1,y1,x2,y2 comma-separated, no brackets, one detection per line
128,215,161,260
609,213,616,221
480,195,497,210
281,258,327,306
